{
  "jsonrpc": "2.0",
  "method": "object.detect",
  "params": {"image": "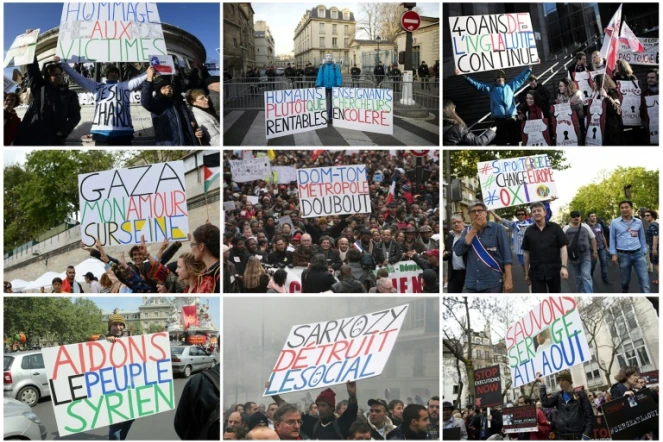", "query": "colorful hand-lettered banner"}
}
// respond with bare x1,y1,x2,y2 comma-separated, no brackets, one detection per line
332,87,393,135
58,3,166,63
506,297,591,388
265,88,328,139
477,154,558,210
297,165,371,218
263,304,409,396
78,161,189,247
42,333,174,436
